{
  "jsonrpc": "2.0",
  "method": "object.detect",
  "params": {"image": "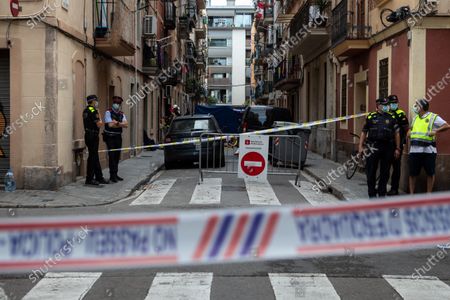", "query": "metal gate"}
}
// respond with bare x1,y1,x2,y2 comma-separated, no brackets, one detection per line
0,49,10,183
198,133,303,185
